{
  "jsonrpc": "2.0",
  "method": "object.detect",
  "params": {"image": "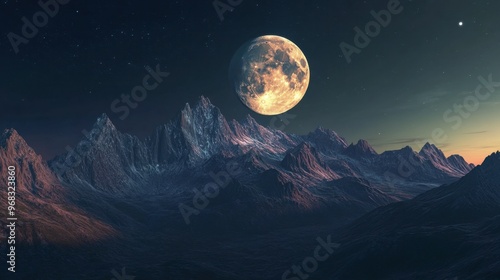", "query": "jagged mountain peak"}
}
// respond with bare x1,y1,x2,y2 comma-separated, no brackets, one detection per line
448,154,466,161
2,127,18,137
1,128,35,155
485,150,500,160
312,127,341,138
95,113,114,127
90,113,119,140
478,151,500,170
447,154,475,172
419,142,447,159
240,114,274,138
292,141,316,154
421,142,434,148
356,139,371,146
398,145,415,154
453,154,500,194
473,152,500,183
180,96,227,129
183,95,216,113
306,127,348,151
281,142,321,168
420,142,439,152
148,96,235,165
1,128,23,146
198,95,213,108
380,145,417,159
0,129,60,197
243,114,259,126
418,142,465,173
195,97,228,127
239,114,262,131
346,139,378,157
440,151,500,200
